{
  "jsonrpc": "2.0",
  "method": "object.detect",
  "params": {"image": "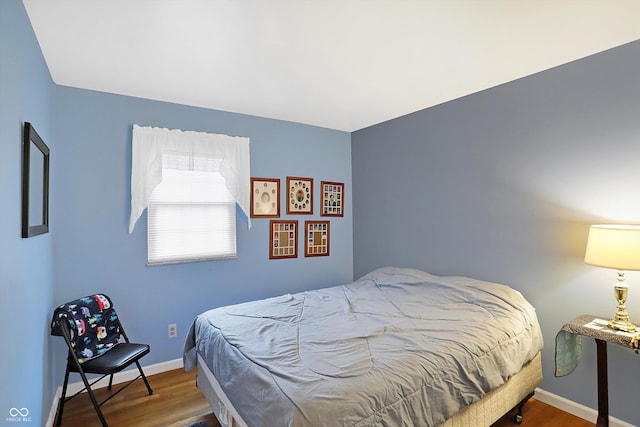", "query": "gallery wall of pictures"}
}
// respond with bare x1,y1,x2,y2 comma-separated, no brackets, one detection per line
250,176,344,259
